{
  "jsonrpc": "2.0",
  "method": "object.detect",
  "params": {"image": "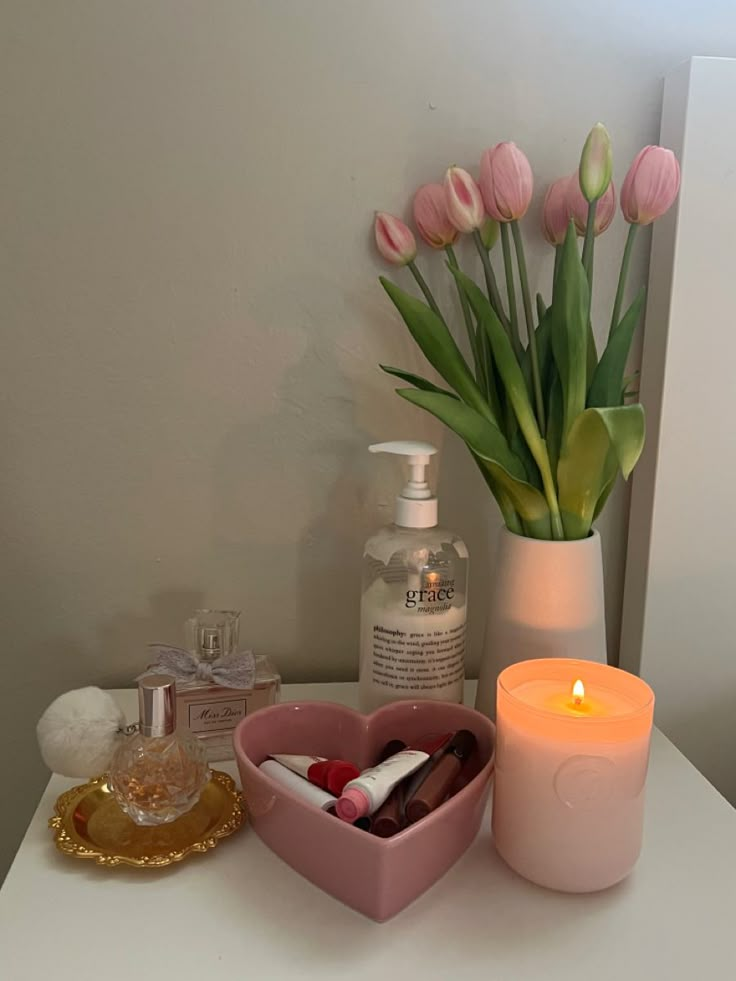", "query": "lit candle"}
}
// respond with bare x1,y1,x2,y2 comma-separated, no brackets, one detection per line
492,658,654,892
